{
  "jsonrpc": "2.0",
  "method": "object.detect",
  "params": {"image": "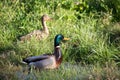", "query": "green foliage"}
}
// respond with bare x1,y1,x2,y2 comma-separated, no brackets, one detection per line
0,0,120,64
72,0,120,21
0,0,120,79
